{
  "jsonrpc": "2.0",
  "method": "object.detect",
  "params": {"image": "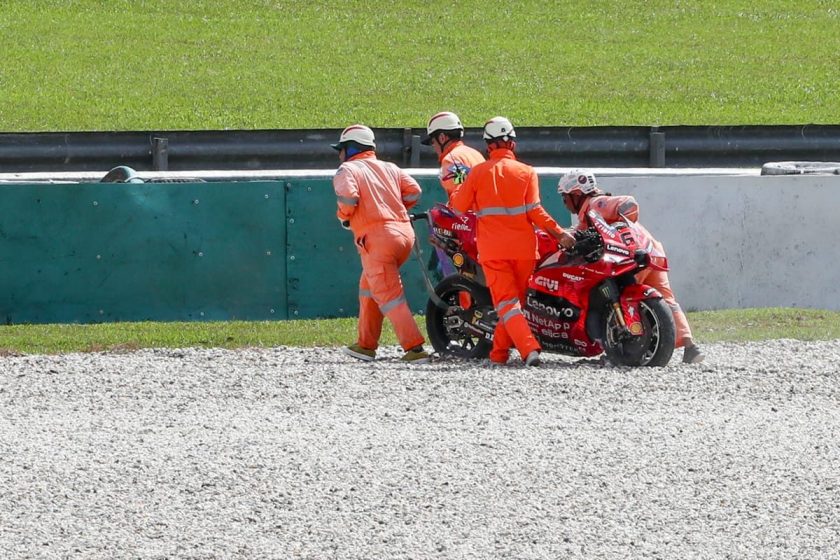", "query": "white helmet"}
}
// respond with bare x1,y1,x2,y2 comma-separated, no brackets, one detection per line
331,124,376,151
558,170,602,196
421,111,464,145
483,116,516,141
